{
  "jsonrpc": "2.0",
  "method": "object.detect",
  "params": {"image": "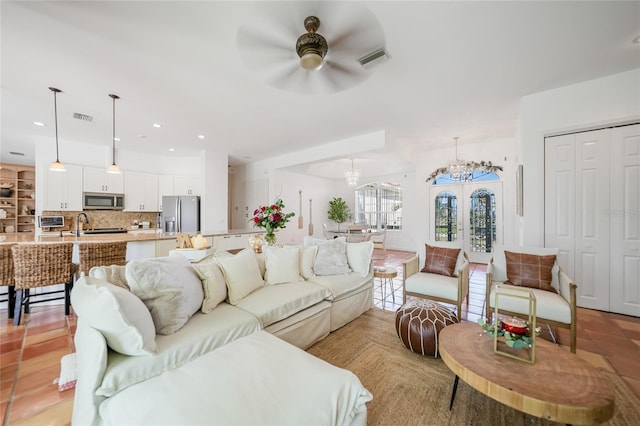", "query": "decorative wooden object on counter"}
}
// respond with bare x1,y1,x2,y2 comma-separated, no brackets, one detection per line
0,163,35,234
176,233,193,248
